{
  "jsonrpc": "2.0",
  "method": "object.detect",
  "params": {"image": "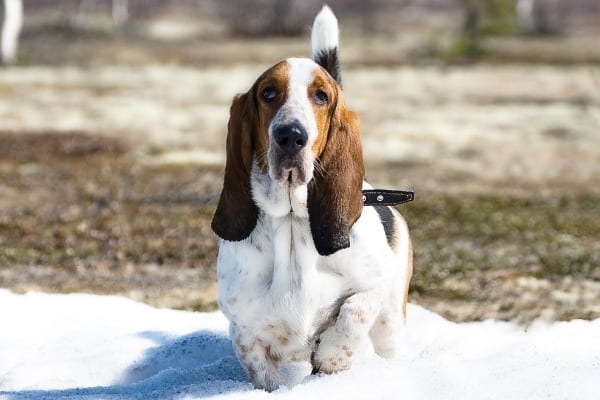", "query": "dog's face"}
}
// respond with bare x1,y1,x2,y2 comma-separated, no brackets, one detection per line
248,58,340,187
212,57,365,256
